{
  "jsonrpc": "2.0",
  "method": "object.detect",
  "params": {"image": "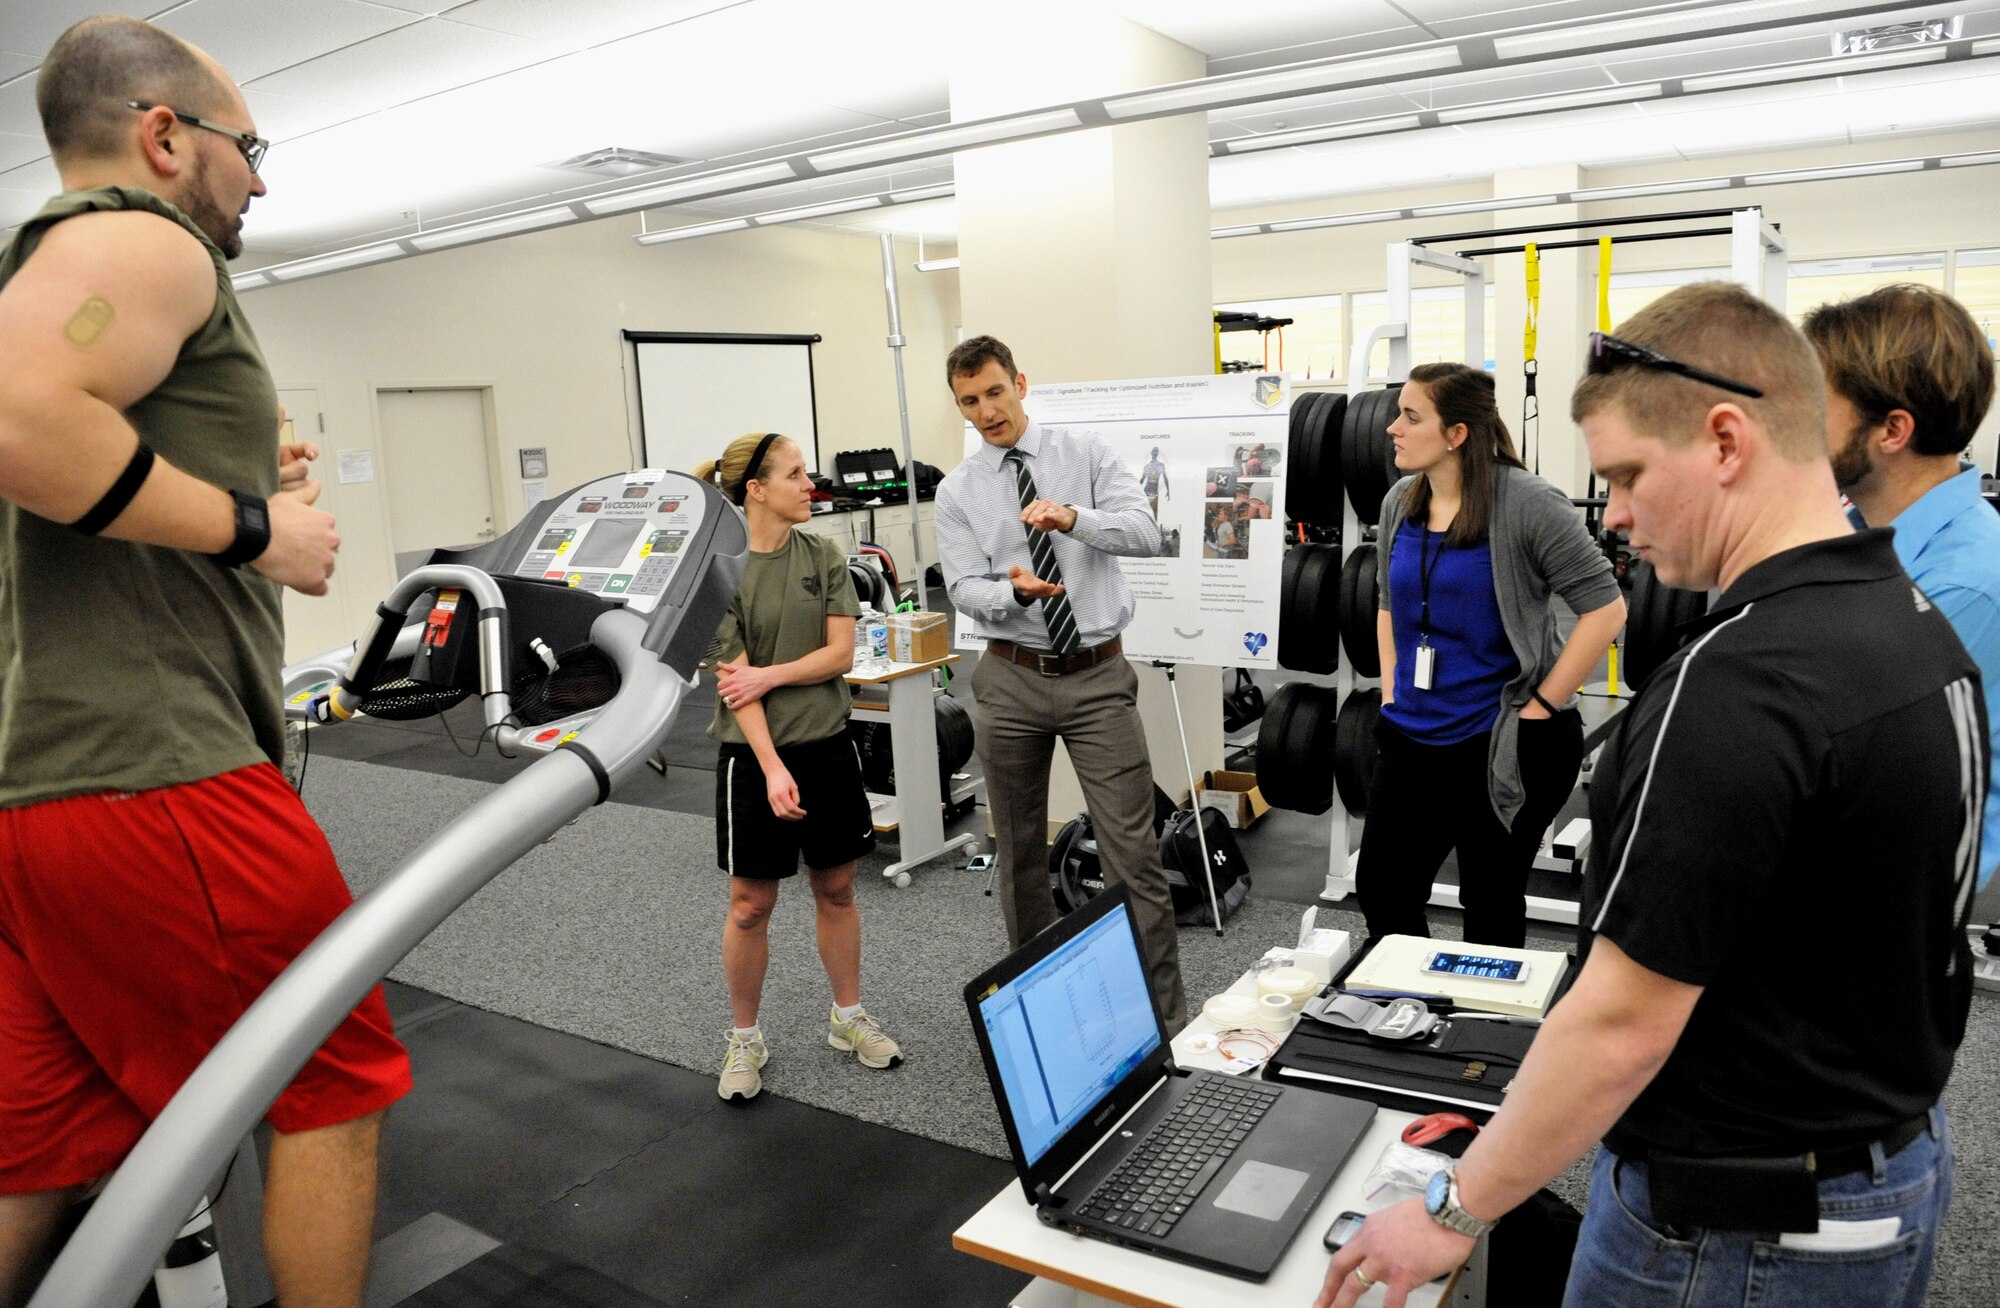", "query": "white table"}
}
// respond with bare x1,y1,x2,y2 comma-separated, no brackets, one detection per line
846,654,981,887
954,965,1484,1308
